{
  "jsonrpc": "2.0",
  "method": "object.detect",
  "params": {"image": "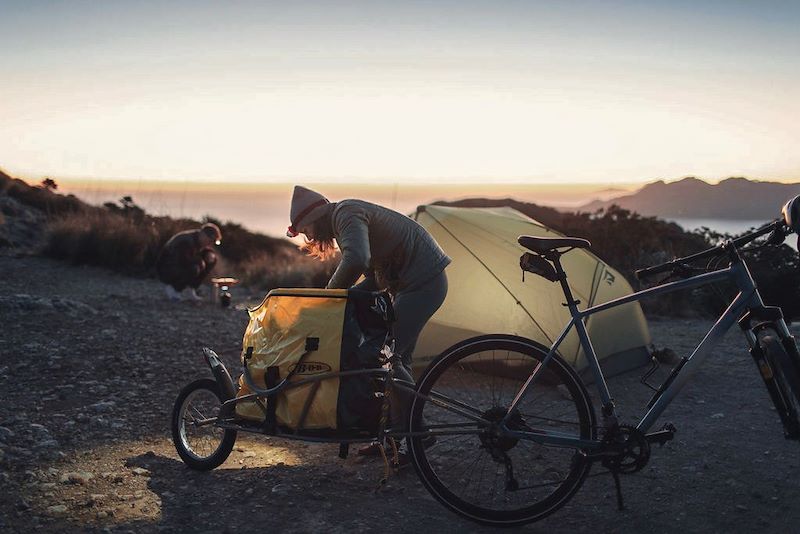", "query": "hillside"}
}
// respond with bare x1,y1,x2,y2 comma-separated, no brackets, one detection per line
0,169,334,289
580,177,800,219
